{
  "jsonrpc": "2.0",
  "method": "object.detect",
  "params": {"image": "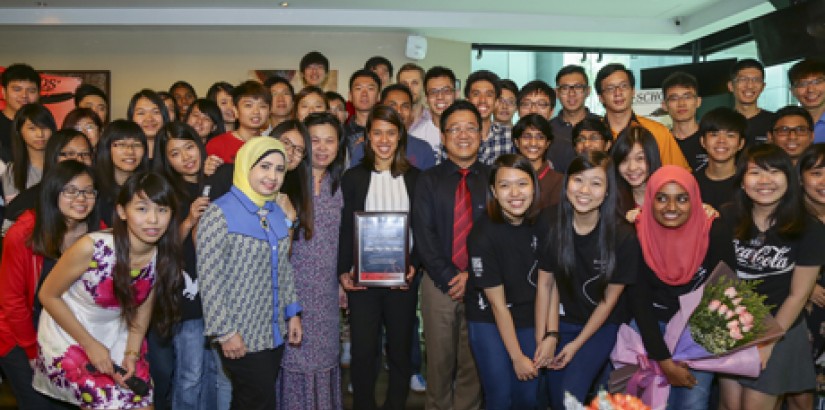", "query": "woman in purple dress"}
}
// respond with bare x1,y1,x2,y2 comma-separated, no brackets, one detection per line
277,112,345,409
